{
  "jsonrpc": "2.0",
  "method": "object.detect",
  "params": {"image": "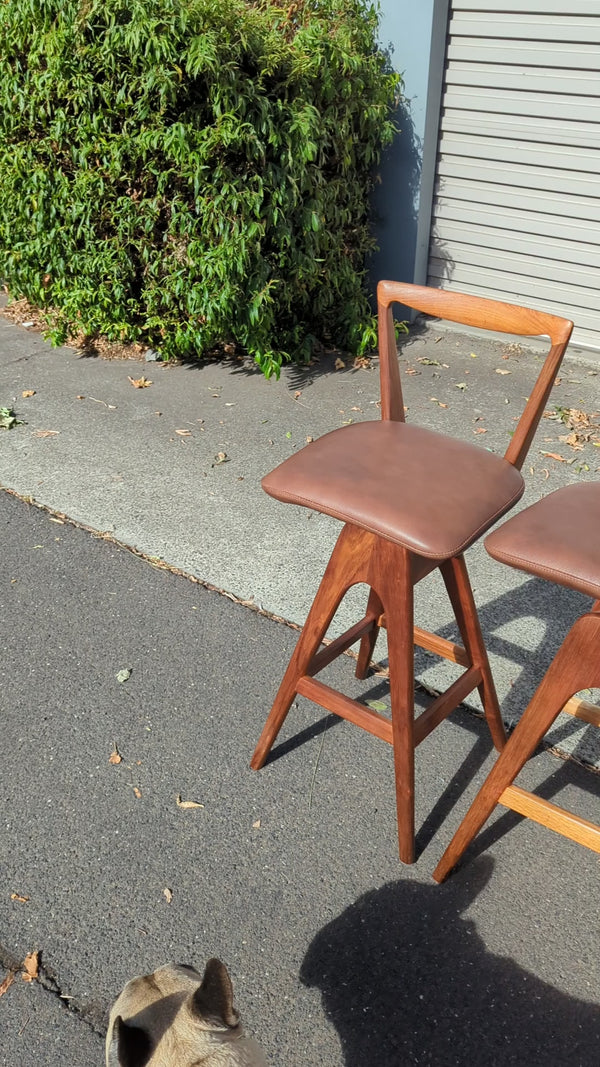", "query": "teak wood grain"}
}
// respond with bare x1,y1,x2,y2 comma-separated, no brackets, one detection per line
433,610,600,882
252,281,574,866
